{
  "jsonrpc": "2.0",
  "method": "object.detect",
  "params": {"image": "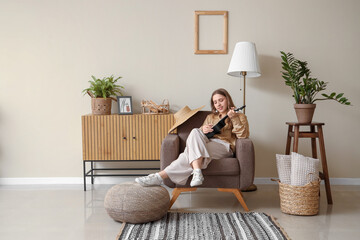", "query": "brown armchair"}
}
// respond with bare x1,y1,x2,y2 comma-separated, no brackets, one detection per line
161,111,255,211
